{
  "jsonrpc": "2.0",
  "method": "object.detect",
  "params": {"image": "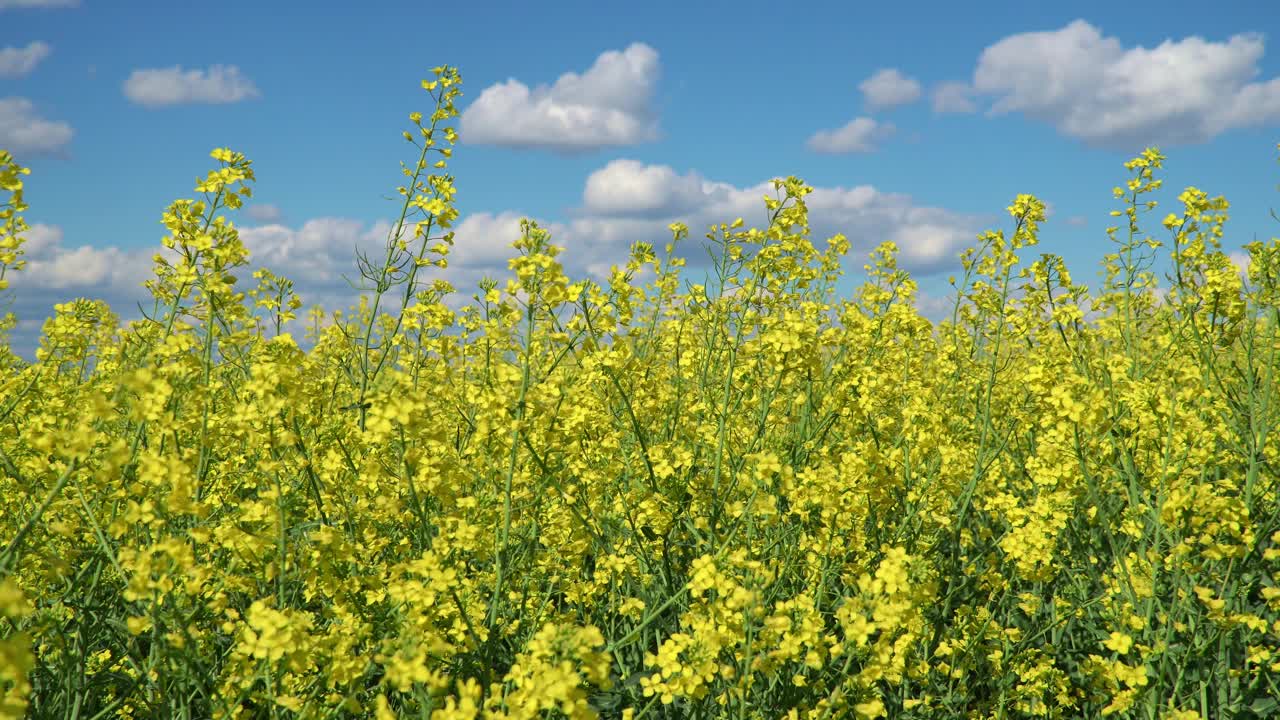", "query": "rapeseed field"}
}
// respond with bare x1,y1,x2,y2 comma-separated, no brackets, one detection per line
1,66,1278,719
